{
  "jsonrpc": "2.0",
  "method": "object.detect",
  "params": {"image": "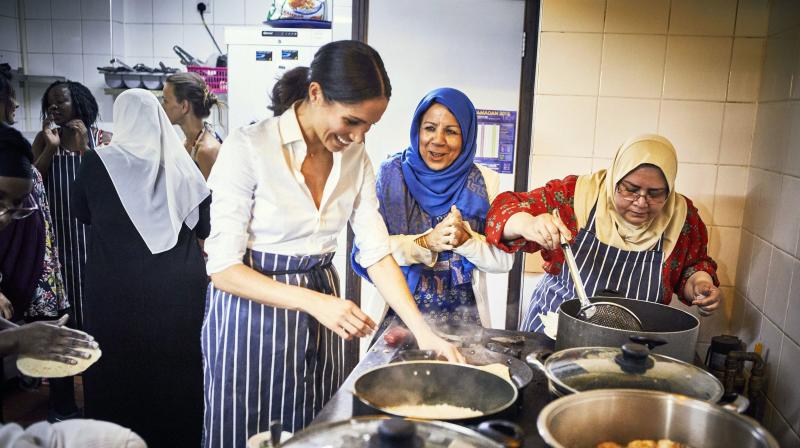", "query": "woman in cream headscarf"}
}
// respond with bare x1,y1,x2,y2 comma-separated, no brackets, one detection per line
71,89,210,445
485,134,721,333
